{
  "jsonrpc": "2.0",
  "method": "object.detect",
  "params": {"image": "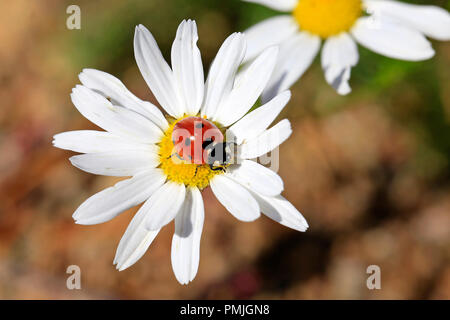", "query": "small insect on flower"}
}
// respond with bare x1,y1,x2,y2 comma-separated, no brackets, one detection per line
53,19,308,285
171,116,233,170
242,0,450,99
